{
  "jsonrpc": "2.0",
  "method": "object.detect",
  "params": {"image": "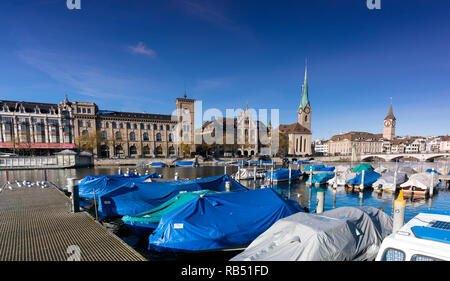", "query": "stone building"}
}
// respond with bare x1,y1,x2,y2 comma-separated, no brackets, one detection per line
383,103,396,140
0,95,195,158
328,132,384,155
